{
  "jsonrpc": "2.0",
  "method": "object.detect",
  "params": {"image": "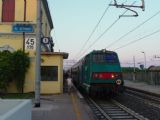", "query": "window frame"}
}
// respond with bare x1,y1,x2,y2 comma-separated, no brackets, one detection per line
92,53,119,63
41,66,58,81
